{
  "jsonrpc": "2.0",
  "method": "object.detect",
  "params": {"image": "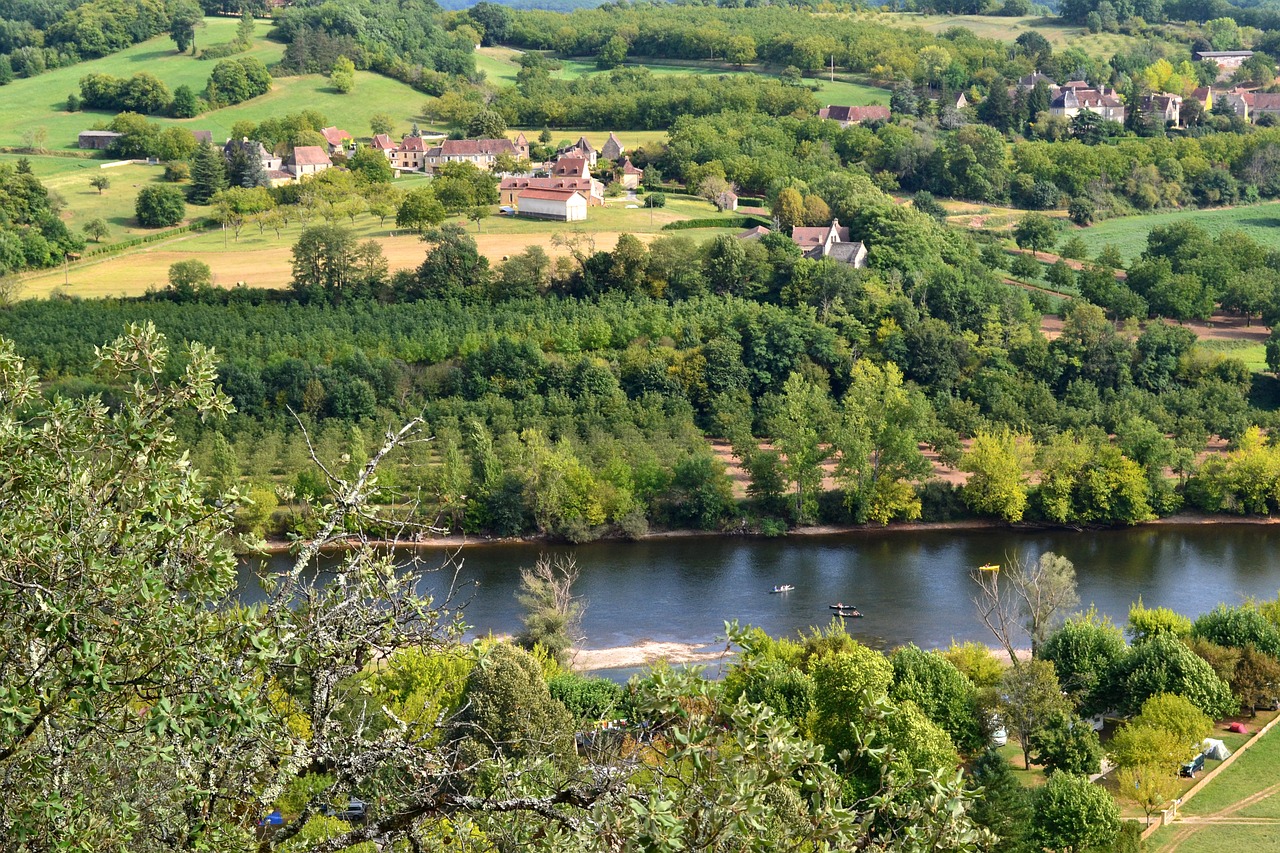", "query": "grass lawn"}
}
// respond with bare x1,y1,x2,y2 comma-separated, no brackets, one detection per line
1,18,434,151
2,153,181,244
14,194,742,299
1199,339,1269,373
1145,716,1280,852
1071,202,1280,264
857,11,1151,56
